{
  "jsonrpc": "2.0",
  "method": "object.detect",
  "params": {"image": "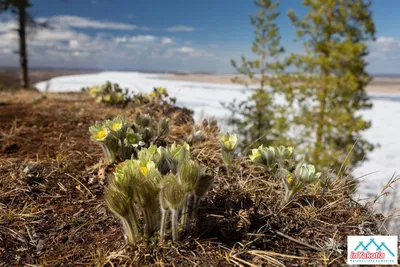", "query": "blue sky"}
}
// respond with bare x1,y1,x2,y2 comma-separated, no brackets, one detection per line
1,0,400,73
